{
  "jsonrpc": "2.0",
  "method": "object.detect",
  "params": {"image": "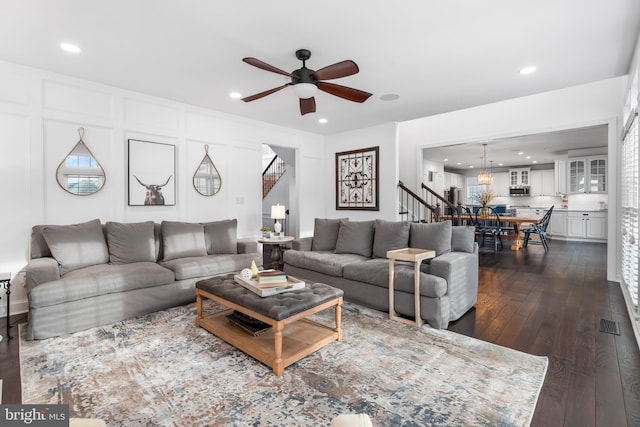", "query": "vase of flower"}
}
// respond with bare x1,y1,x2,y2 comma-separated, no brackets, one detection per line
474,190,495,218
